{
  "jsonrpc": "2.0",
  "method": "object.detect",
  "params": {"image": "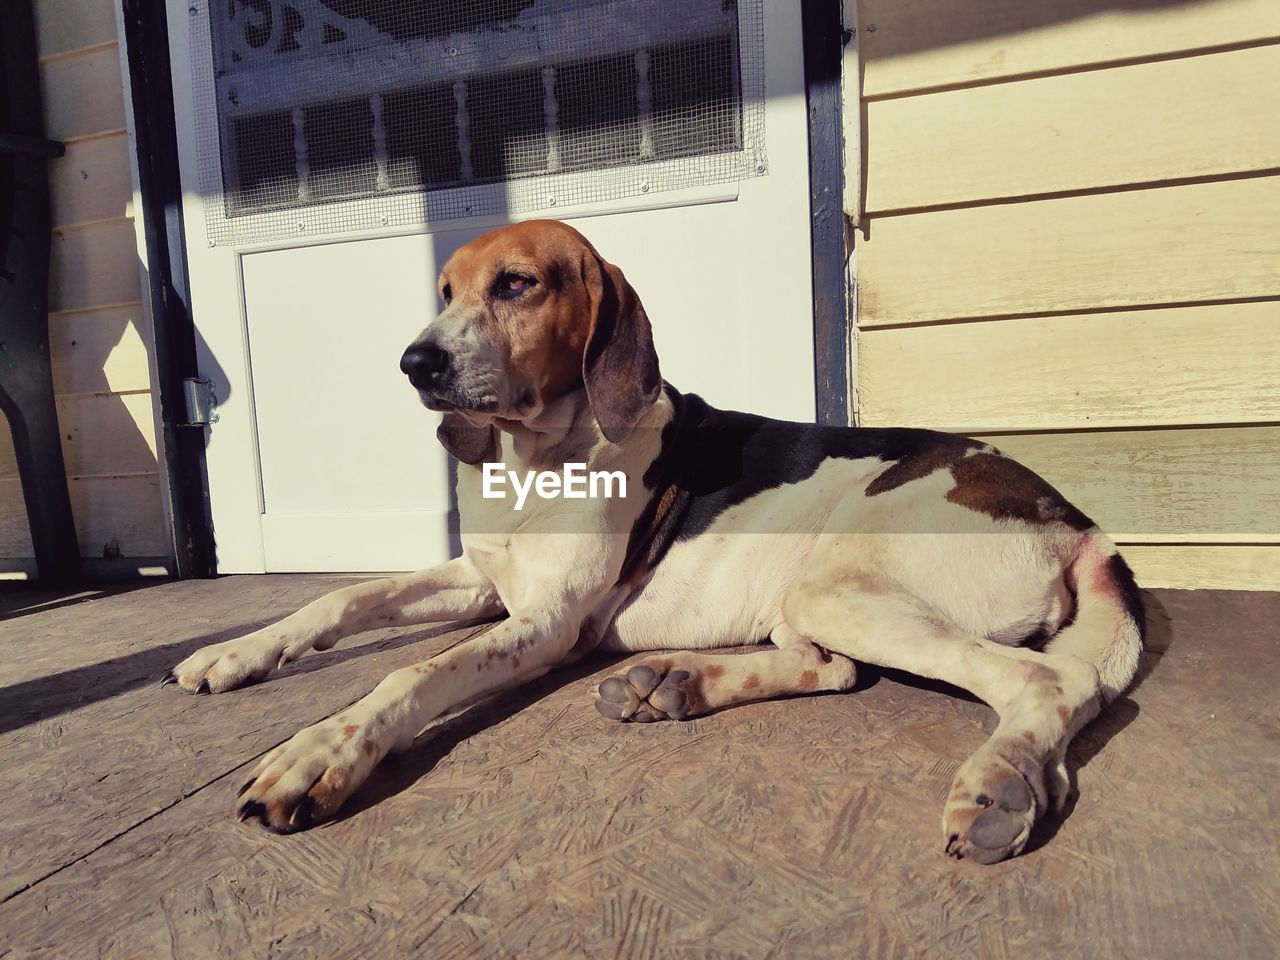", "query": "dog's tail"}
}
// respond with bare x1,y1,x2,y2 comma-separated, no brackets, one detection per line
1045,531,1146,702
